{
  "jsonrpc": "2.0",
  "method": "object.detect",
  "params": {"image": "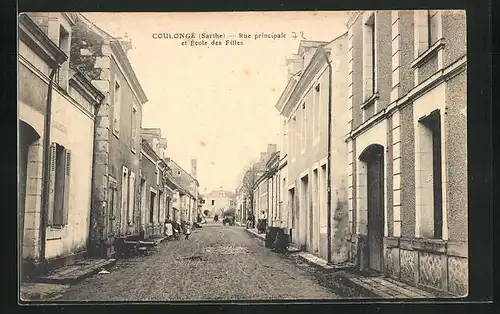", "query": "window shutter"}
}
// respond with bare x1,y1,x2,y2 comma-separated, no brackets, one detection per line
128,171,135,224
47,143,57,226
62,149,71,225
